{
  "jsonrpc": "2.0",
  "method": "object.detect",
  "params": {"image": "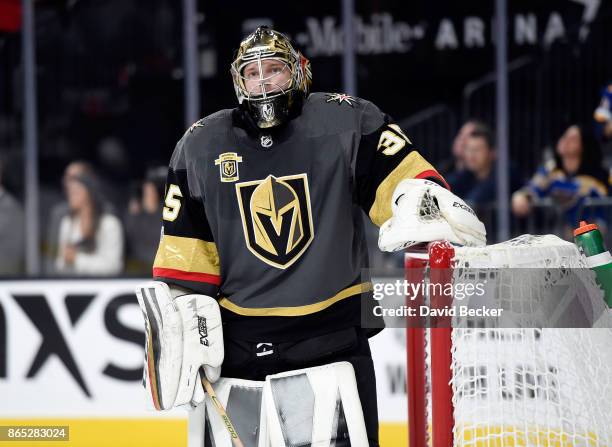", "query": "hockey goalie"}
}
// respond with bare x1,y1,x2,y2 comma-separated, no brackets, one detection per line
136,26,485,447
